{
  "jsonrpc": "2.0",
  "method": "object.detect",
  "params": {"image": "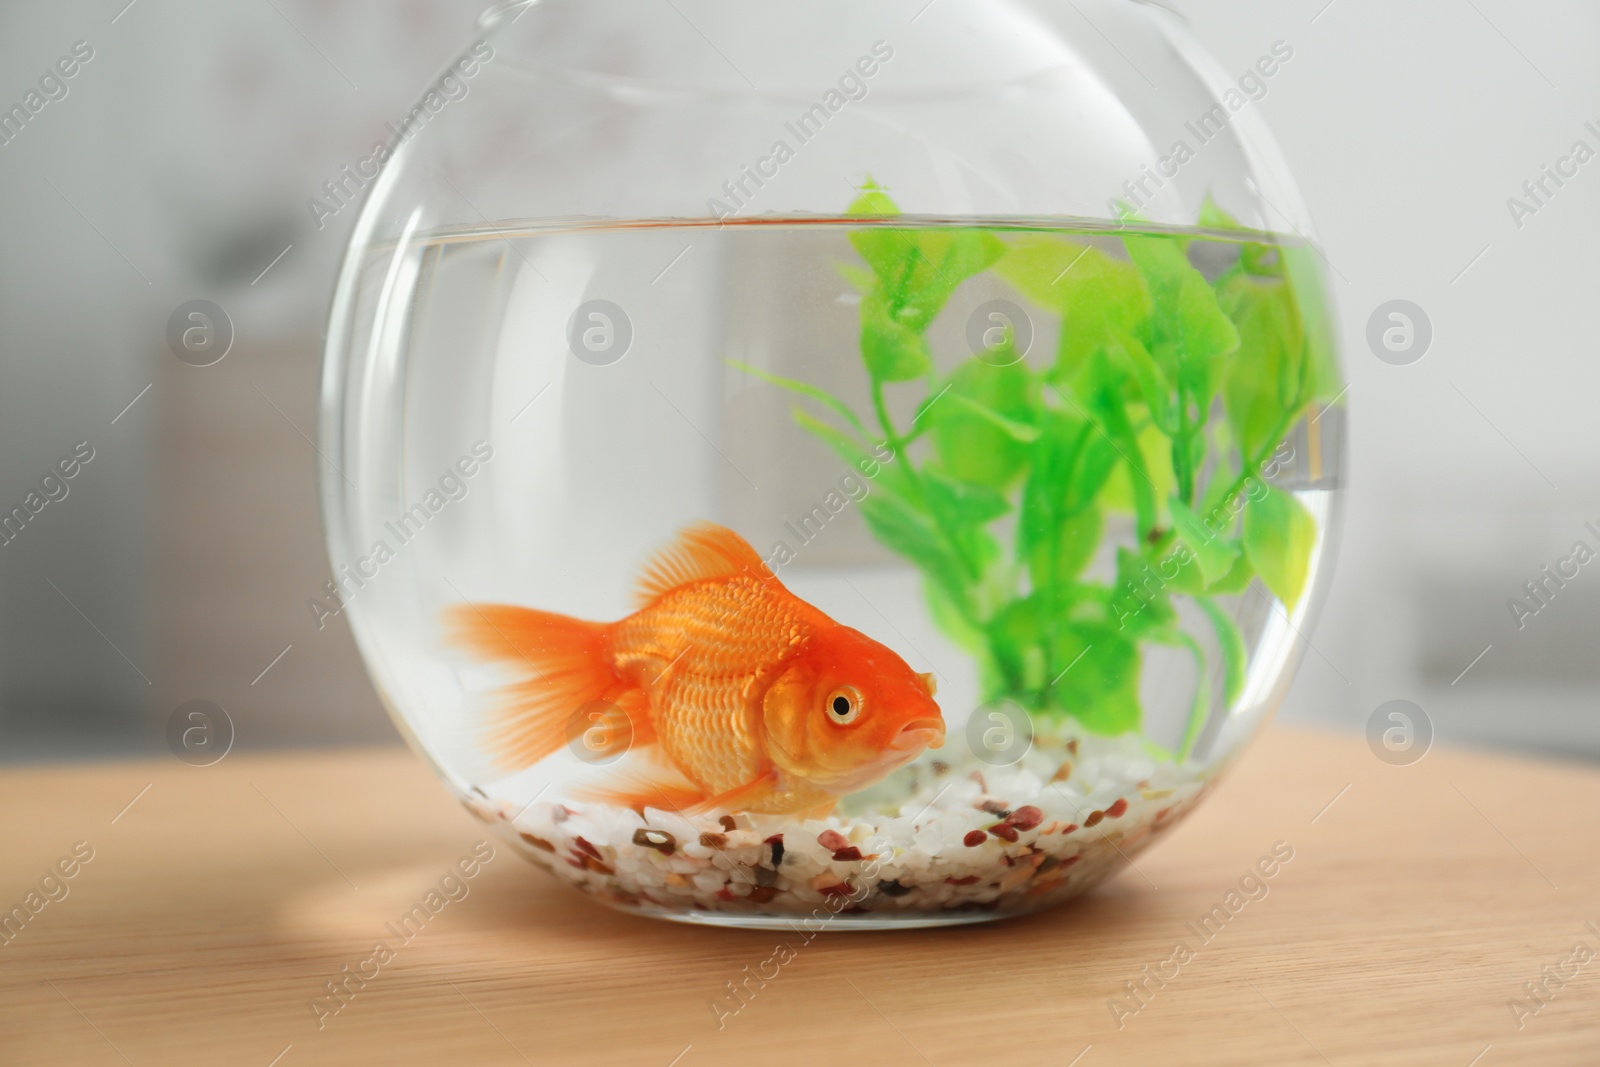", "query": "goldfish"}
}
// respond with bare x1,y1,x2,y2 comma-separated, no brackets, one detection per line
446,522,945,817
